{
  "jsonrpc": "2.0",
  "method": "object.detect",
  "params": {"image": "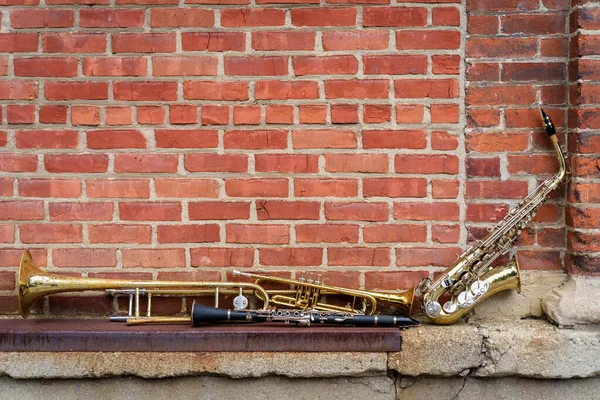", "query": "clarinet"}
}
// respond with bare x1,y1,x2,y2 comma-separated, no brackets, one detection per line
191,303,419,327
